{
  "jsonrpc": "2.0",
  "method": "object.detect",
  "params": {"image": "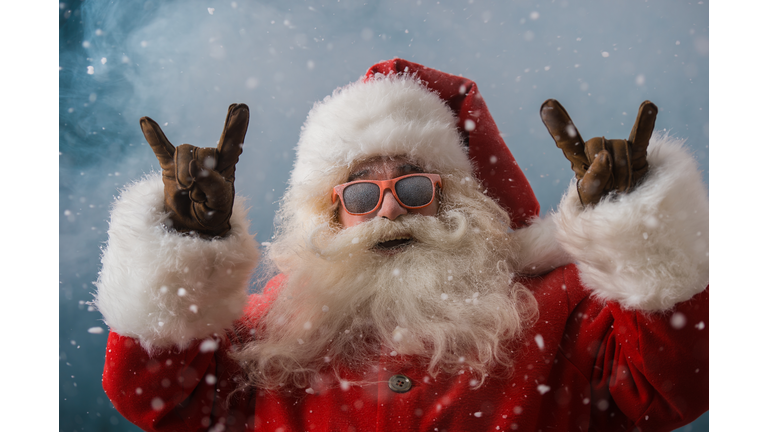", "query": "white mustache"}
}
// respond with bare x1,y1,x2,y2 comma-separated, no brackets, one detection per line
307,211,469,260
